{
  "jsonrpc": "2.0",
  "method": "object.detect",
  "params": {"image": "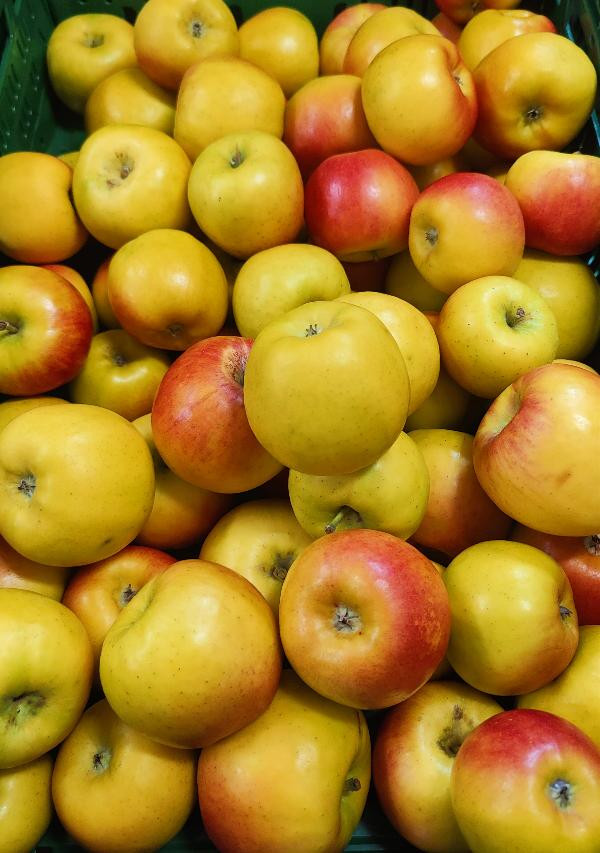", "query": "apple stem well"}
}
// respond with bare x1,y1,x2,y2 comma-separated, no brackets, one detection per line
0,319,19,334
83,33,104,48
425,227,438,247
505,306,527,328
333,604,362,634
188,19,204,39
92,747,112,774
585,534,600,556
325,506,363,534
120,584,137,607
269,553,296,582
305,323,321,337
17,473,36,499
524,105,544,124
560,604,573,620
437,705,474,758
343,777,362,793
549,778,573,809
